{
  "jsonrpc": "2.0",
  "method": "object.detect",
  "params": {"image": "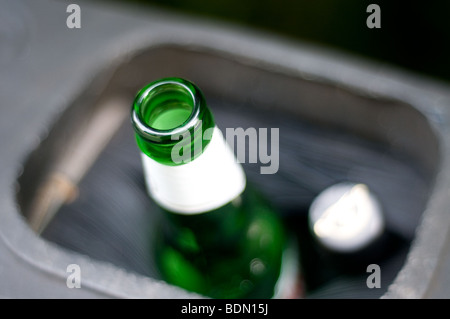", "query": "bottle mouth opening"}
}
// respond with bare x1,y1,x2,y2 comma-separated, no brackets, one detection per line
131,78,200,142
